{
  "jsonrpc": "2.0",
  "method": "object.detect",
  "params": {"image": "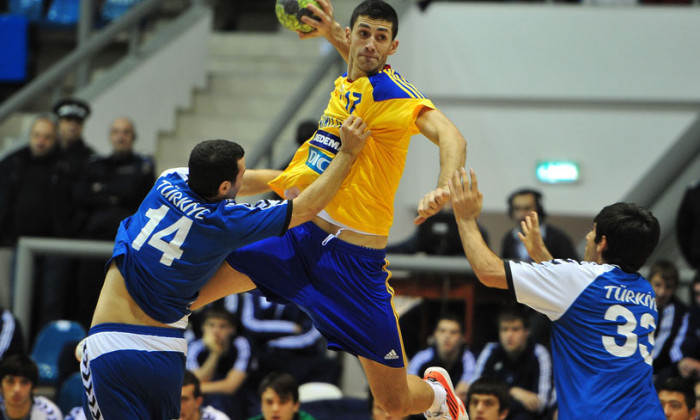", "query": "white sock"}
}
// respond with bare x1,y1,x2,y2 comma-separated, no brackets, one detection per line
426,379,446,413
